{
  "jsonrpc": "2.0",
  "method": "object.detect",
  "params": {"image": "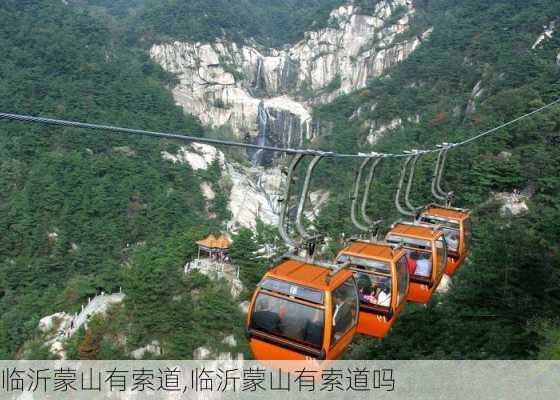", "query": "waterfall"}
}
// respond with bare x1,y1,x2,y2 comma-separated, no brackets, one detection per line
254,58,263,90
286,114,293,148
255,172,279,215
280,58,297,92
251,101,270,166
